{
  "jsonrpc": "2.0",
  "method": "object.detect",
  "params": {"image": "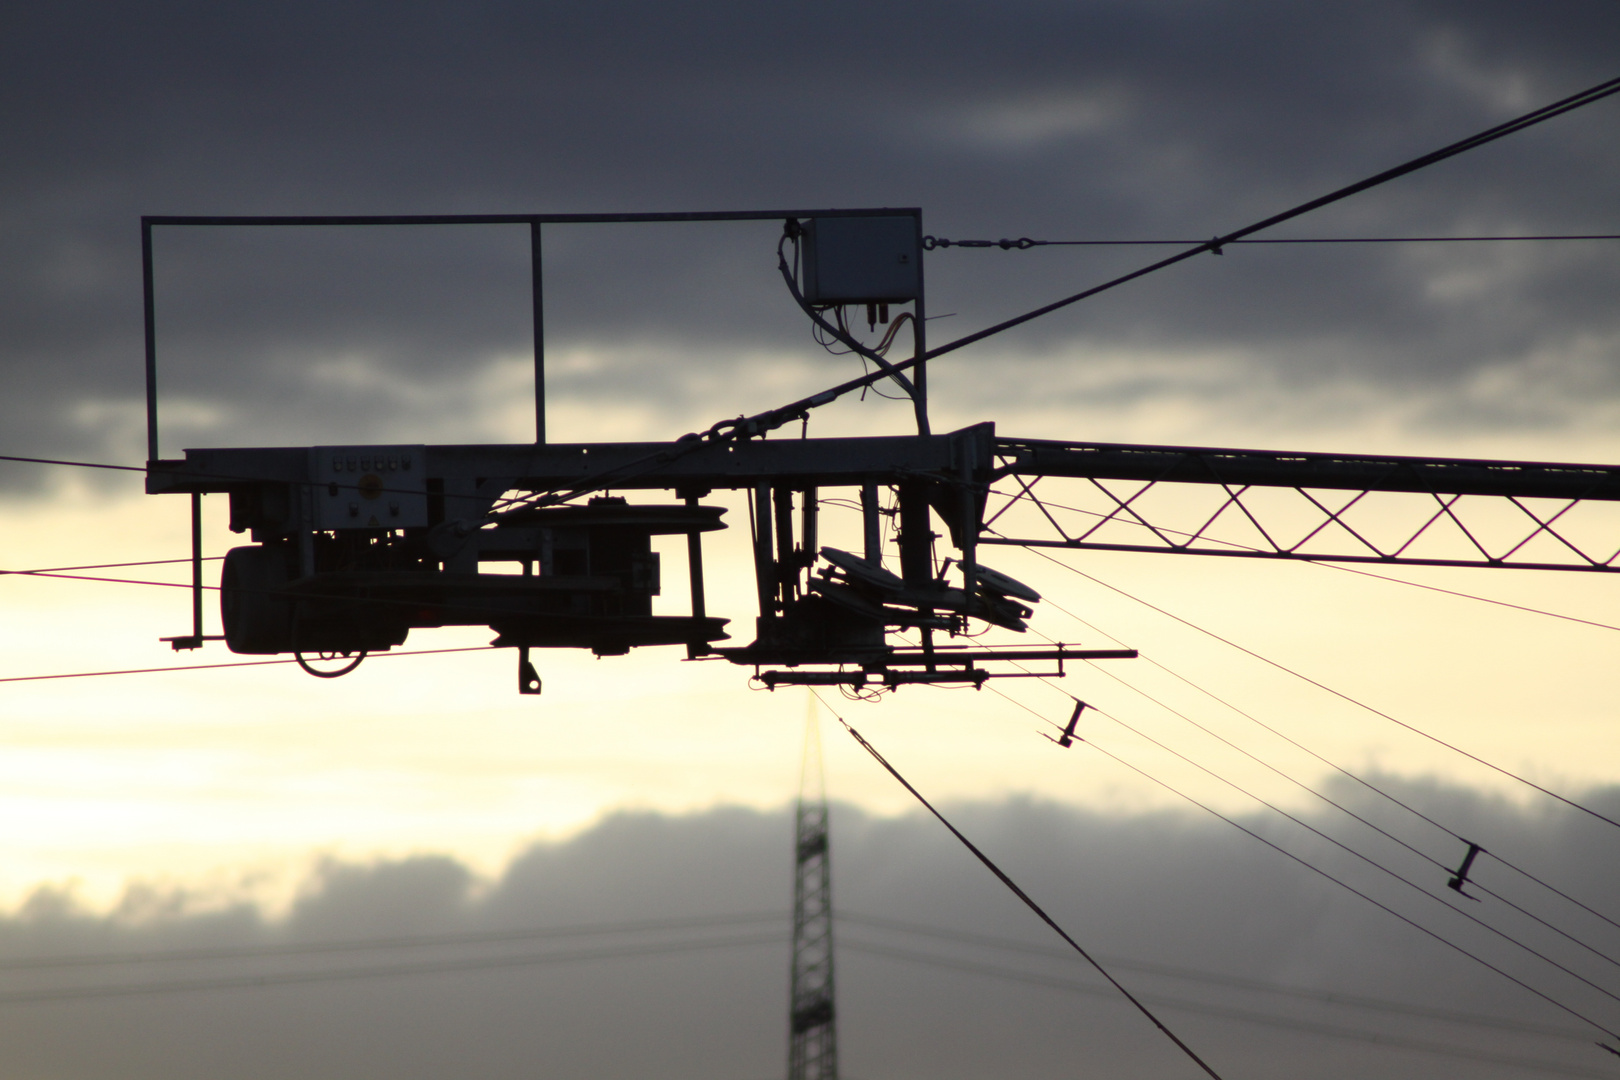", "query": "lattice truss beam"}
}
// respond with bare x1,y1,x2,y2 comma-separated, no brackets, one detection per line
982,439,1620,572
